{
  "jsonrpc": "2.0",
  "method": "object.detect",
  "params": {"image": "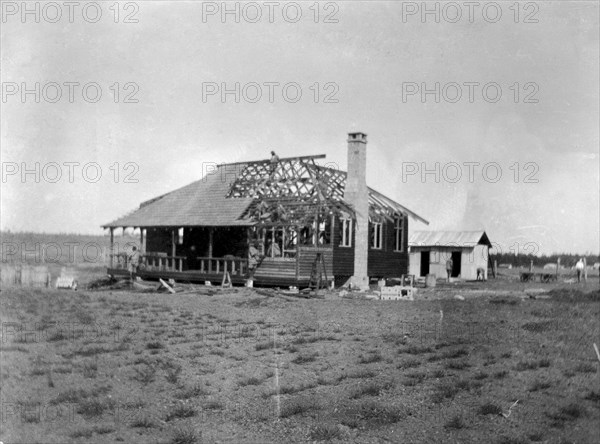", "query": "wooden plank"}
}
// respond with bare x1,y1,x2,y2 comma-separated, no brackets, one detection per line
159,278,176,294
